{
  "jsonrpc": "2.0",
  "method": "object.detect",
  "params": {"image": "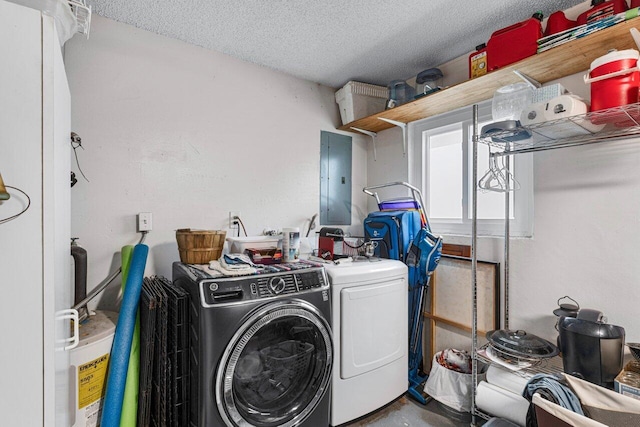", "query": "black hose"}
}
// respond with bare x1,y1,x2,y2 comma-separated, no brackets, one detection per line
71,231,148,315
70,243,88,306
